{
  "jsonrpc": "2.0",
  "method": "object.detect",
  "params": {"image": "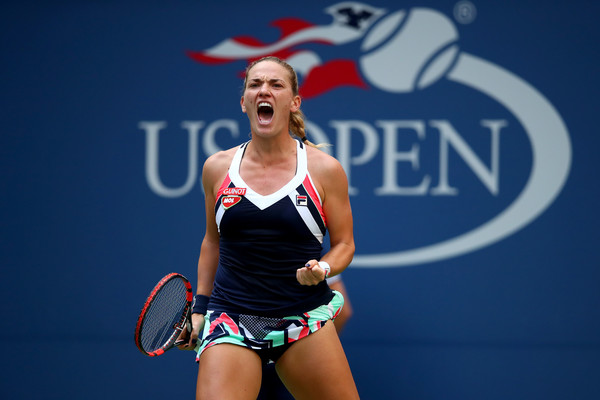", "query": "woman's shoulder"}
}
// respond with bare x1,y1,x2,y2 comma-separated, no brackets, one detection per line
306,146,345,176
306,146,348,197
202,145,240,188
204,145,239,171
